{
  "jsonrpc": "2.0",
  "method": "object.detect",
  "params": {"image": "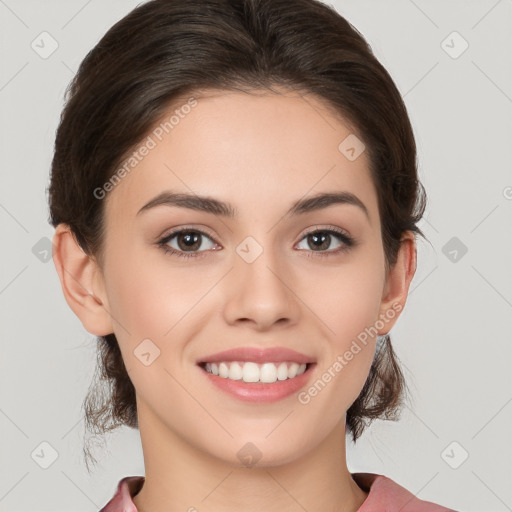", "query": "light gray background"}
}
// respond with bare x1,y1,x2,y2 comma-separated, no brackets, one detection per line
1,1,511,511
